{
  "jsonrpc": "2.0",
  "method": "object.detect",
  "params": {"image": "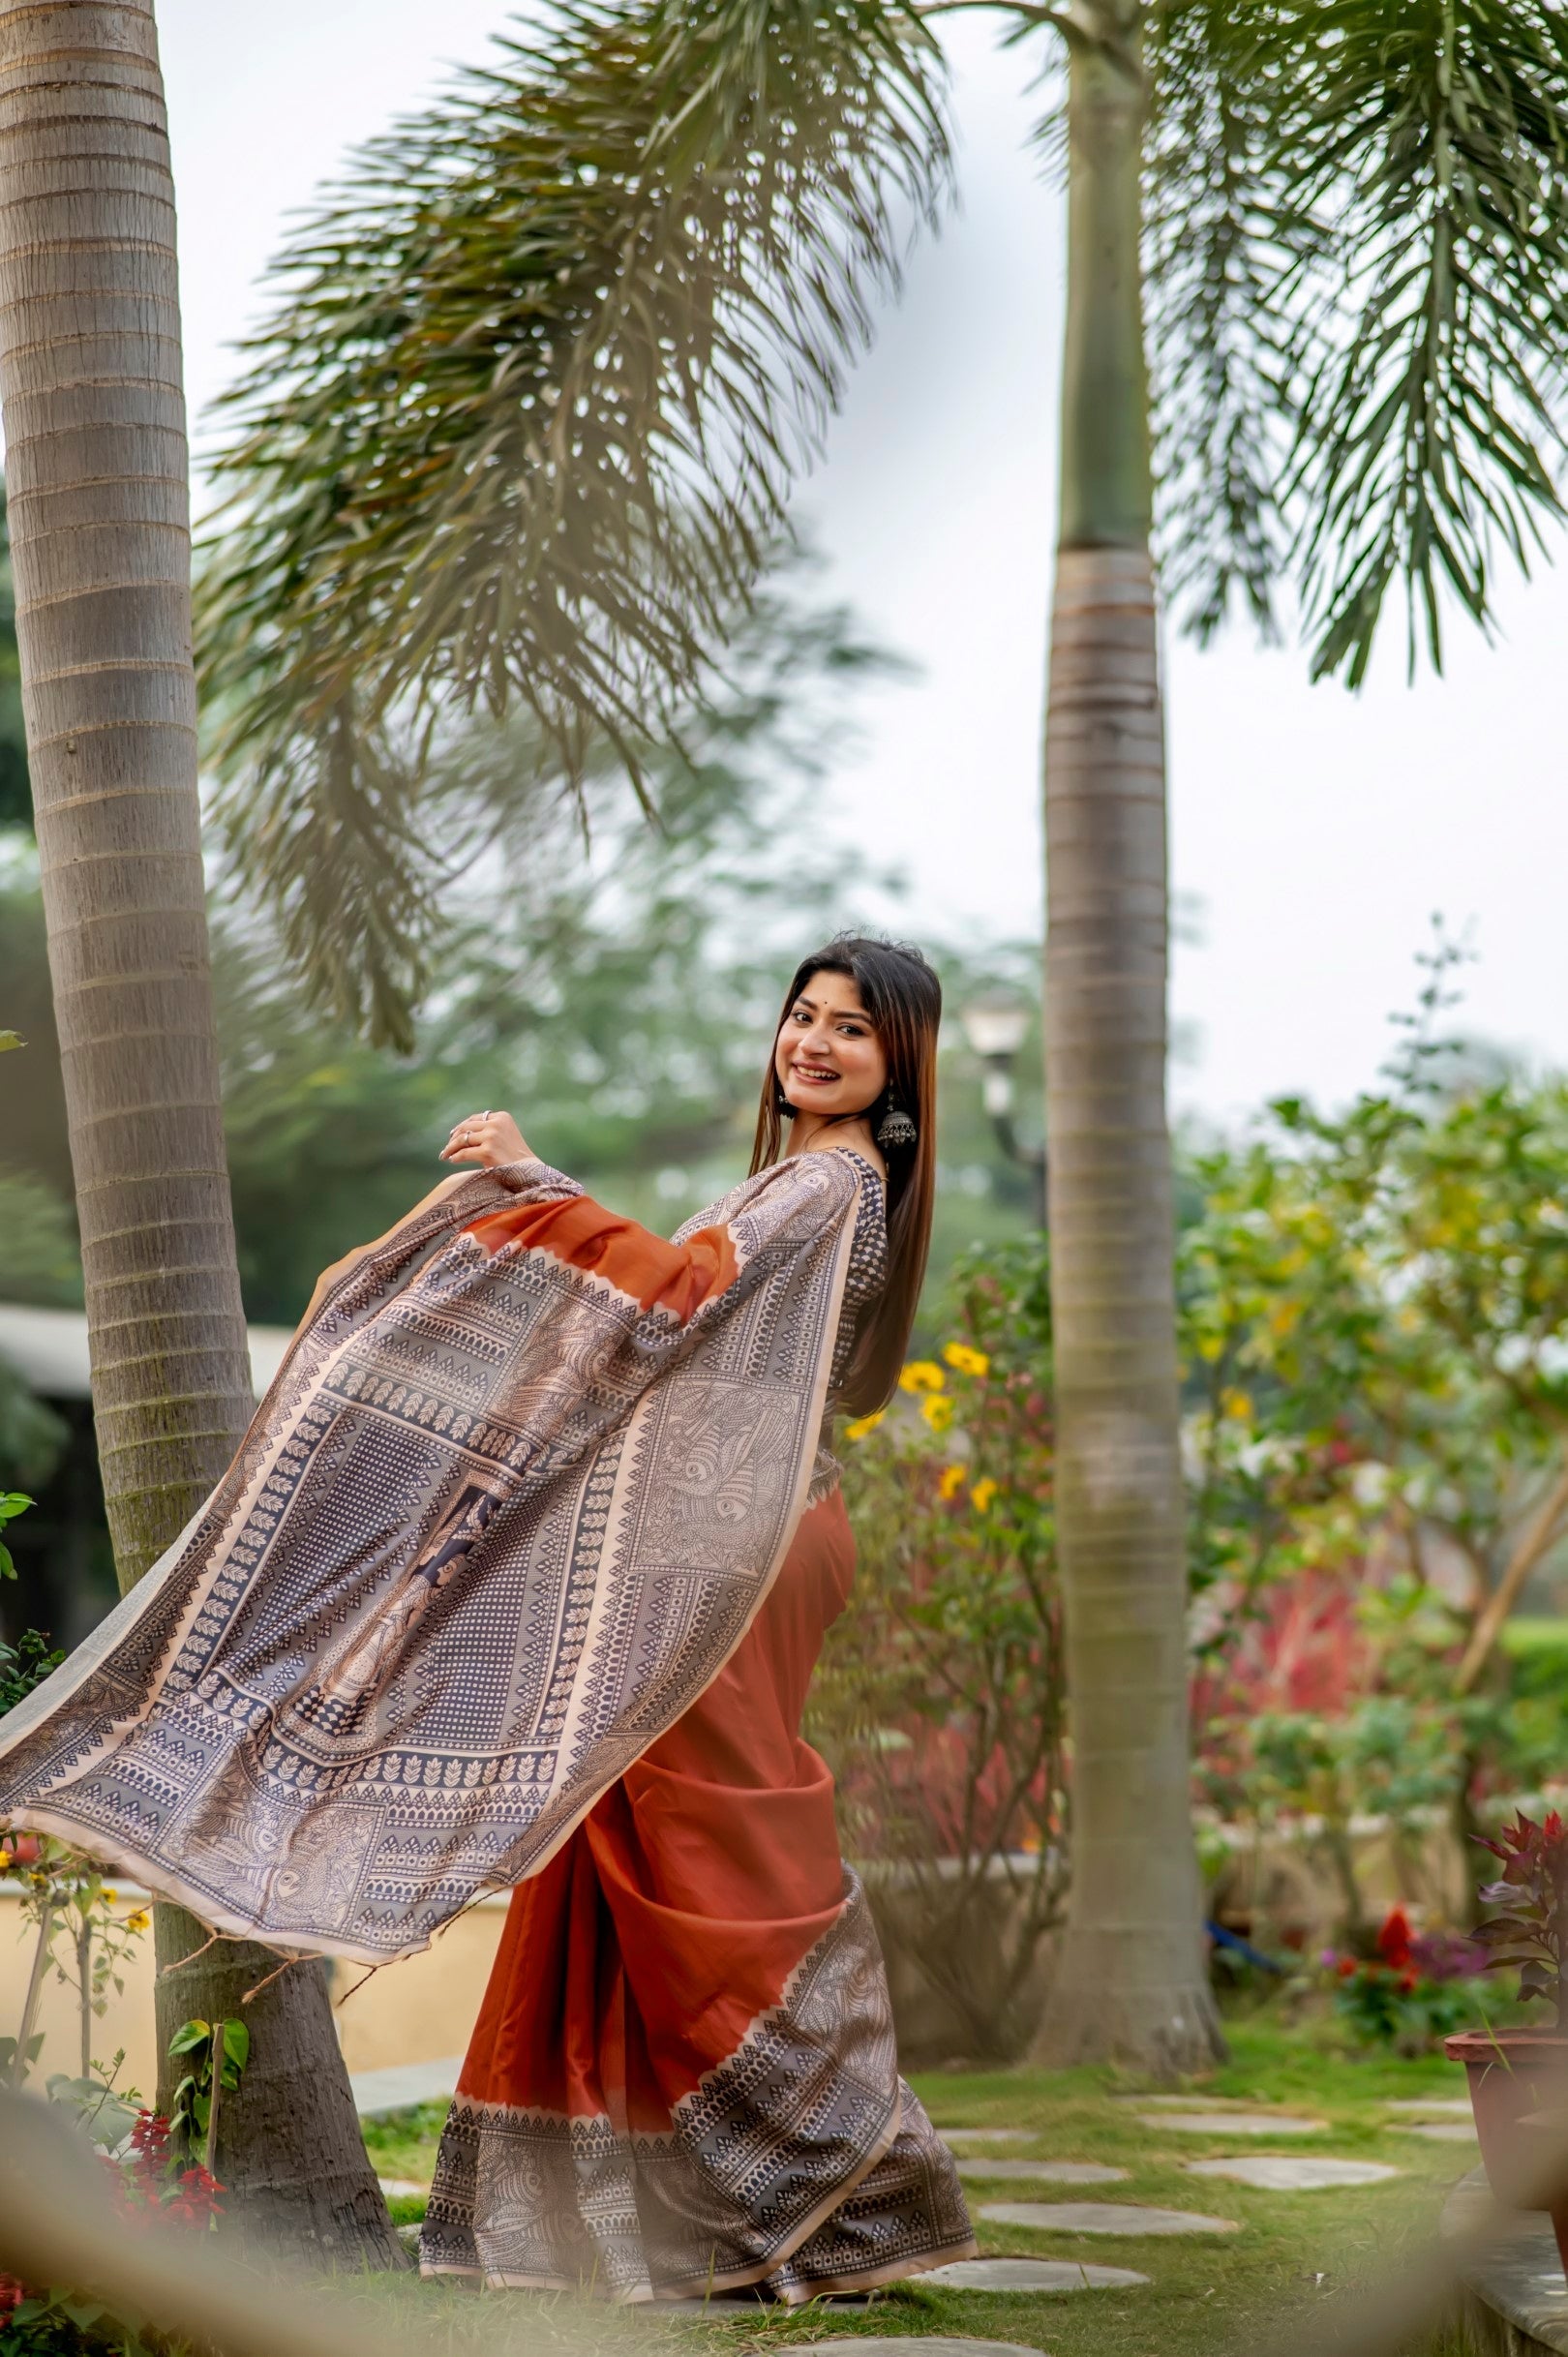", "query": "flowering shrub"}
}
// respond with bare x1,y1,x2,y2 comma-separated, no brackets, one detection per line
1182,1043,1568,1933
0,2109,224,2357
820,1237,1066,2060
1323,1906,1486,2053
119,2109,226,2227
3,1544,153,2100
0,1831,152,2093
